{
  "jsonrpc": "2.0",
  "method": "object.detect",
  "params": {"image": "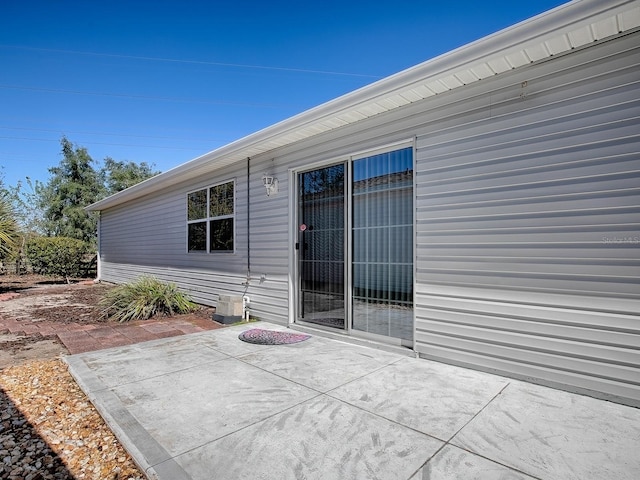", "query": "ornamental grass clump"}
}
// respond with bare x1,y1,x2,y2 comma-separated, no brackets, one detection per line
100,276,198,322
